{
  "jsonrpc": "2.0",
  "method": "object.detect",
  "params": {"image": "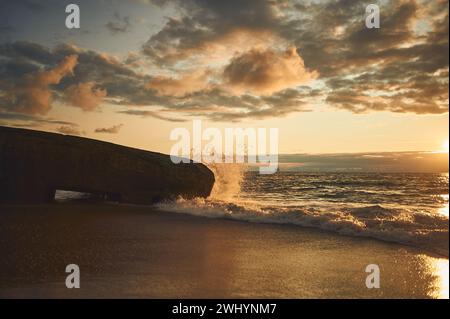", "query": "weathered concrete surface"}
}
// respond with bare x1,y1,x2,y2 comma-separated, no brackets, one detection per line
0,126,214,204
